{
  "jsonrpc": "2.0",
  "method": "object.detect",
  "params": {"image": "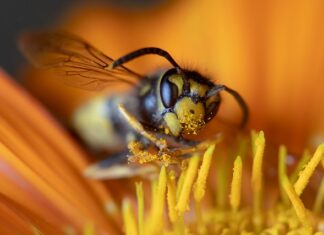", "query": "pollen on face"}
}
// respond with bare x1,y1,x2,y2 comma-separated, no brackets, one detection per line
179,112,205,135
